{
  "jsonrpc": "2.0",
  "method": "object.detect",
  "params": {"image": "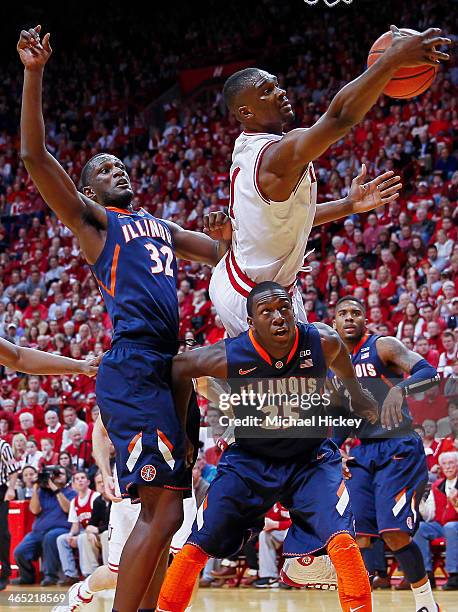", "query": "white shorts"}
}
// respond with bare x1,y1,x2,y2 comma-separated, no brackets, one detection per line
209,256,307,338
107,491,197,572
107,498,140,573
